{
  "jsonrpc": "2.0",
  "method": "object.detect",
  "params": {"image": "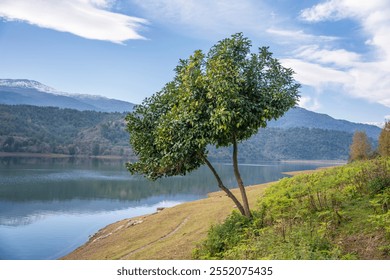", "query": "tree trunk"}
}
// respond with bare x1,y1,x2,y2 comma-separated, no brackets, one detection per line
202,155,246,216
232,134,252,218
